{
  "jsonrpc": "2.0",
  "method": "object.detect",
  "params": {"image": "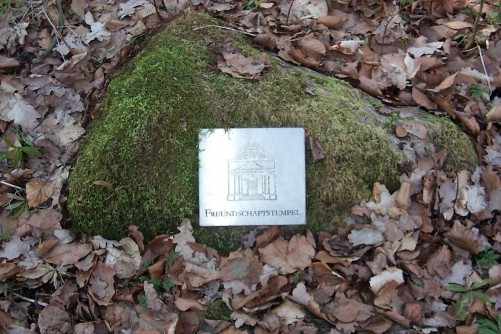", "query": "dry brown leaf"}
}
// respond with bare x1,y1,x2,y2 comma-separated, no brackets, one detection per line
327,293,372,323
0,262,19,281
220,249,262,289
412,87,437,110
317,15,347,29
403,302,423,324
88,263,115,306
218,45,269,79
359,76,383,96
291,282,331,323
175,296,206,312
19,208,63,235
38,305,72,334
395,181,411,209
259,235,315,274
486,104,501,123
456,325,478,334
369,267,404,293
297,37,326,58
445,221,484,254
430,73,457,92
26,179,54,208
271,300,305,326
45,242,92,266
234,275,287,310
0,55,20,69
256,226,280,248
426,245,452,278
